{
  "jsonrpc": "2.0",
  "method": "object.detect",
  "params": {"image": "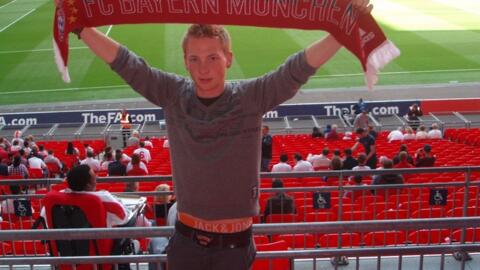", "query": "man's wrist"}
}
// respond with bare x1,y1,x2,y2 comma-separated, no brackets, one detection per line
71,27,84,39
